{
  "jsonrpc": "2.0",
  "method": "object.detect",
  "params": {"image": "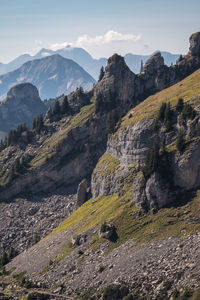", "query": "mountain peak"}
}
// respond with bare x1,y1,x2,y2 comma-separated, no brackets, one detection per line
6,82,40,103
142,51,164,74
